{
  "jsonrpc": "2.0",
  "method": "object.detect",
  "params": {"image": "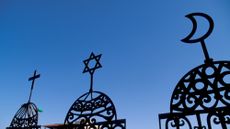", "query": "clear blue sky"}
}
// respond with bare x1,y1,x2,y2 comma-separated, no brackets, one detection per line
0,0,230,129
